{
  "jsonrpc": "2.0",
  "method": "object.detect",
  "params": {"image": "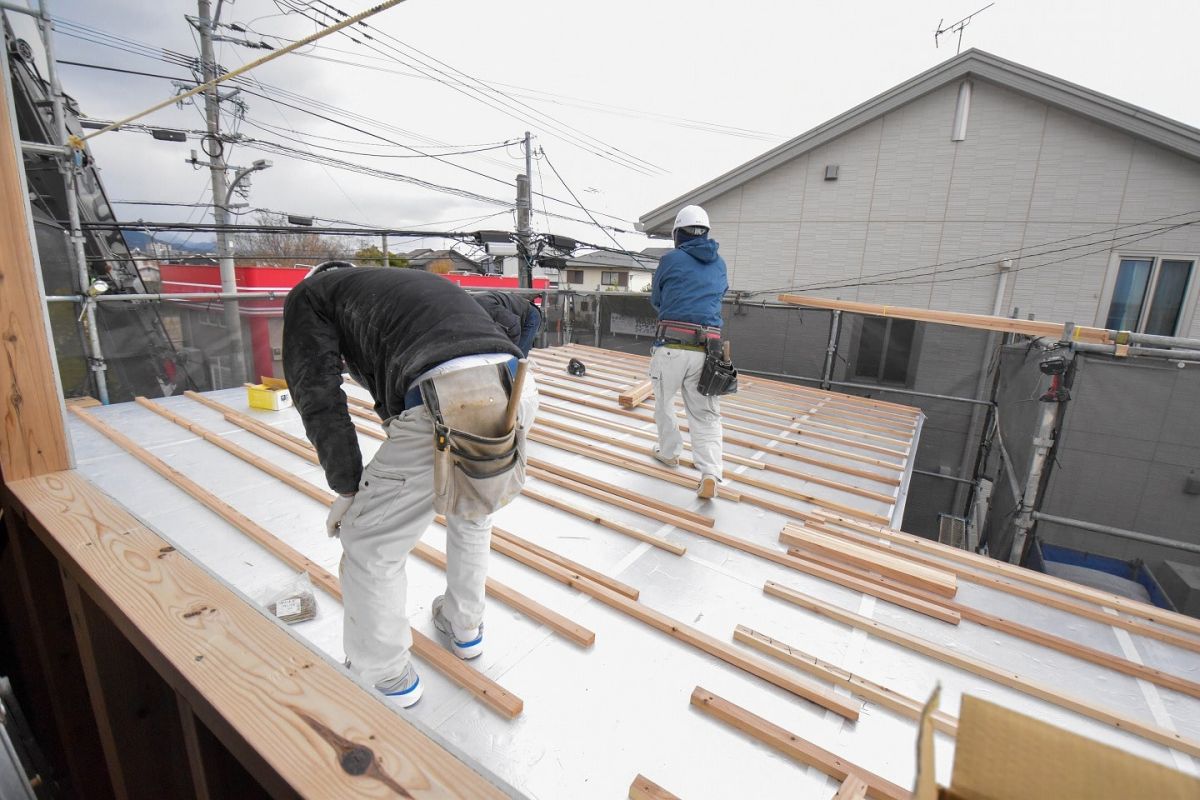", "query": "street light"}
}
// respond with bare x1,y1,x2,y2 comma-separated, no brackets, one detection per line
223,159,272,210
